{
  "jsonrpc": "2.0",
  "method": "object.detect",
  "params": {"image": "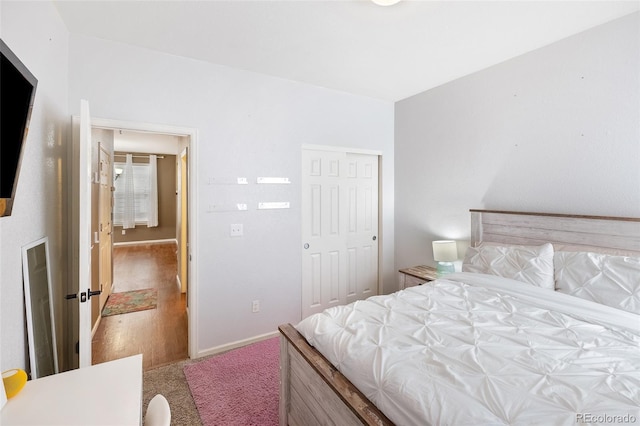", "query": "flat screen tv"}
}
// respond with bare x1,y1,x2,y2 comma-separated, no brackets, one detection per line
1,39,37,217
